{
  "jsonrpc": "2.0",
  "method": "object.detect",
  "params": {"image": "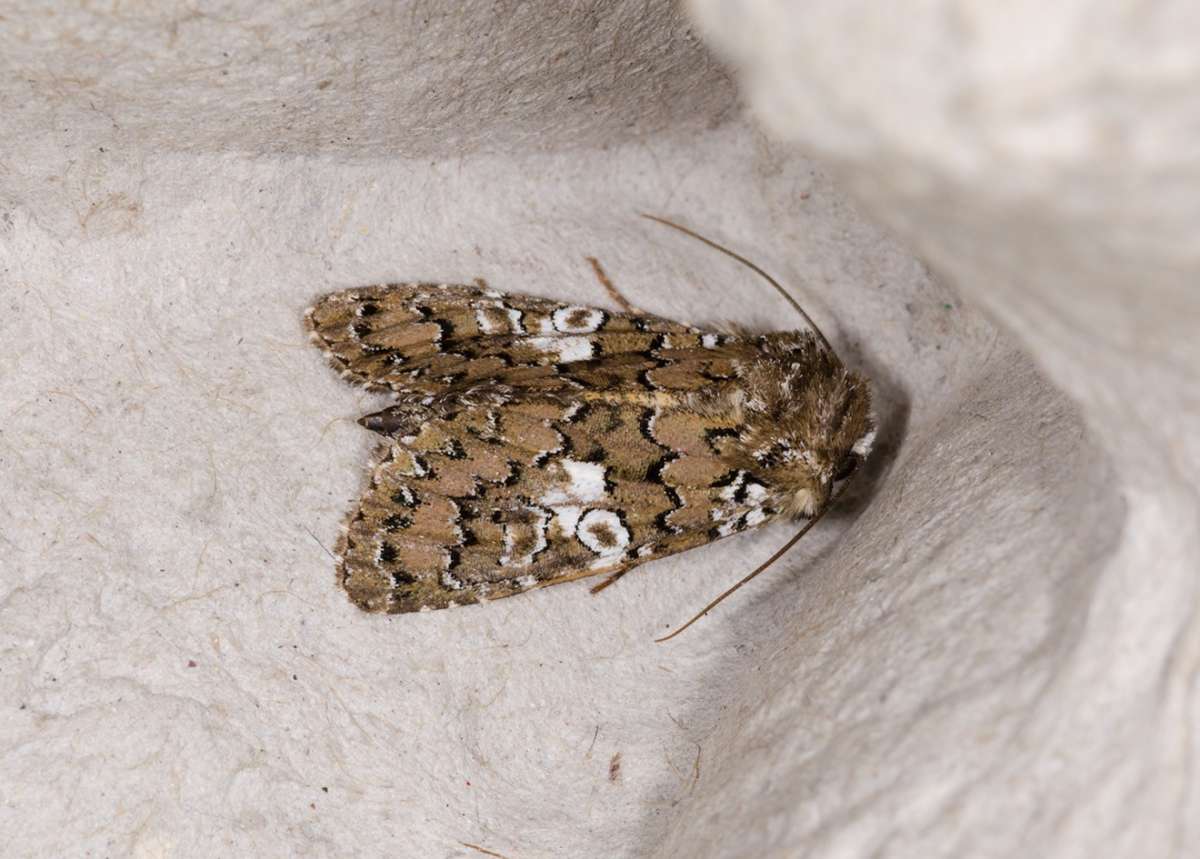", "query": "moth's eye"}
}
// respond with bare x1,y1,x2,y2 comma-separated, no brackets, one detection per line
833,453,860,482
